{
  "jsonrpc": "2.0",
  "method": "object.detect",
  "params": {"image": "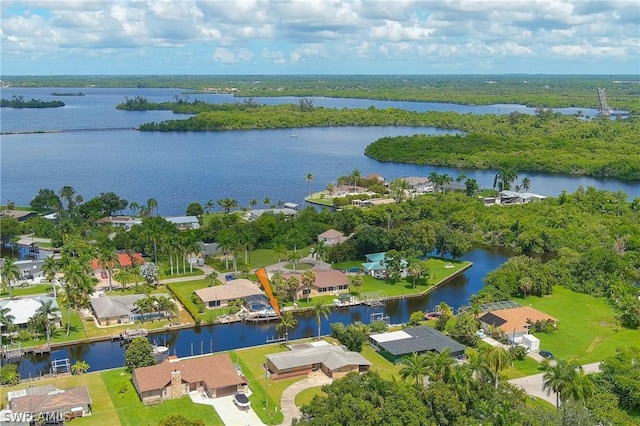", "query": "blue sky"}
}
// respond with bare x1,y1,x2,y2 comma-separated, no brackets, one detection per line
1,0,639,75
